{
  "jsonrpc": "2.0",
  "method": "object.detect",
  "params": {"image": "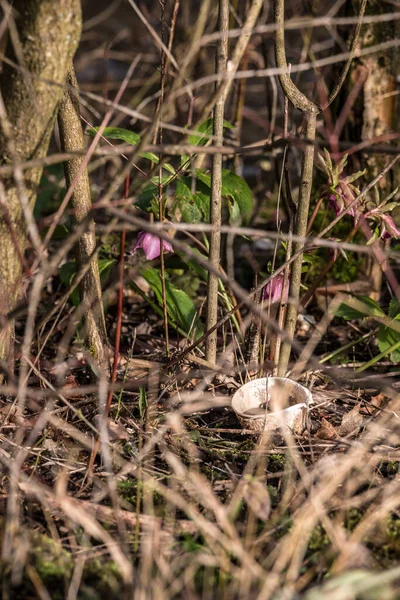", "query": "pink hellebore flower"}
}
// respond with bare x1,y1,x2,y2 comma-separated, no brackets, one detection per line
328,193,341,217
133,231,173,260
263,273,288,304
381,214,400,241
